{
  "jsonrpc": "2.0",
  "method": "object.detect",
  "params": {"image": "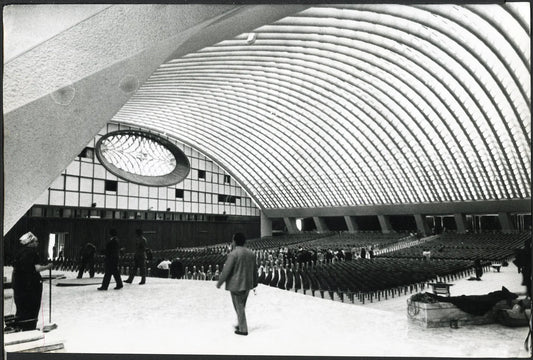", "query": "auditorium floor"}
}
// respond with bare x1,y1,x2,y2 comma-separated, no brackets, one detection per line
3,263,531,358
